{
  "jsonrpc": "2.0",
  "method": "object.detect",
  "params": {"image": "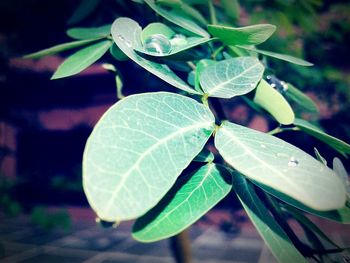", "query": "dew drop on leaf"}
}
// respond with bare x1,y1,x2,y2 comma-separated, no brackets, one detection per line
170,34,187,46
266,75,288,93
288,157,299,167
260,144,266,148
144,34,172,55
